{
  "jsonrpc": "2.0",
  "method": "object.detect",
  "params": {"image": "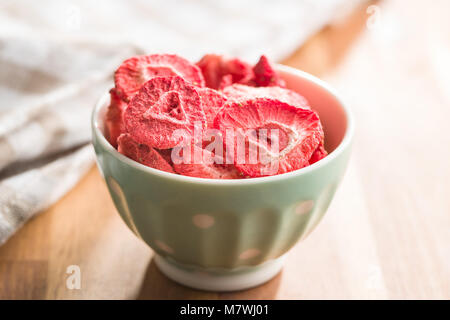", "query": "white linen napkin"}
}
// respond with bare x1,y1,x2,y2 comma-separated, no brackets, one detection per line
0,38,139,244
